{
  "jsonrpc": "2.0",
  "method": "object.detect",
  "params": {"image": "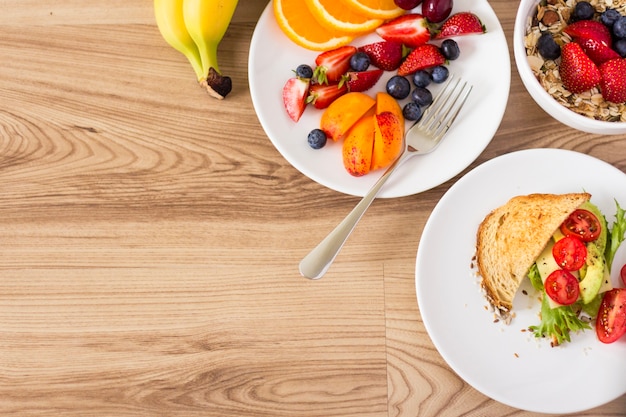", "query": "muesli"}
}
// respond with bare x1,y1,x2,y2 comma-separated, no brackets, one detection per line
524,0,626,122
